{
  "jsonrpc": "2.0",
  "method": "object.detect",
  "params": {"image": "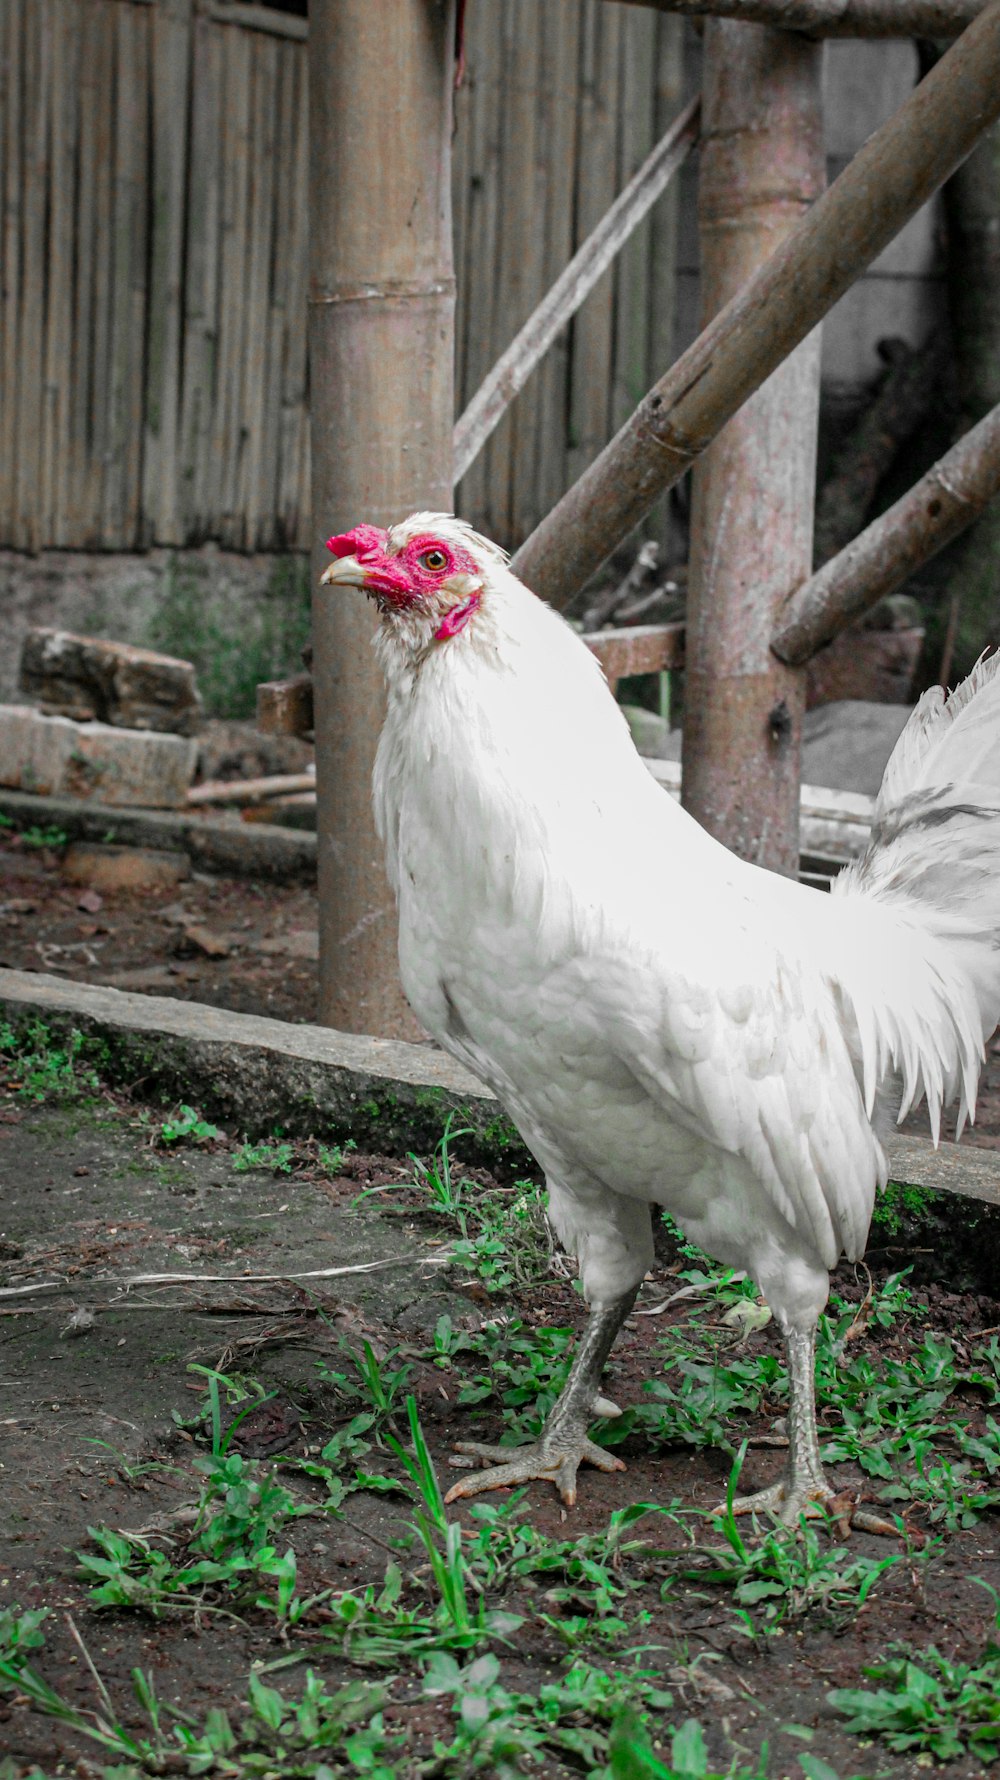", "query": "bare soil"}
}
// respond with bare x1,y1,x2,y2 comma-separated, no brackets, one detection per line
2,1084,1000,1778
0,835,320,1024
